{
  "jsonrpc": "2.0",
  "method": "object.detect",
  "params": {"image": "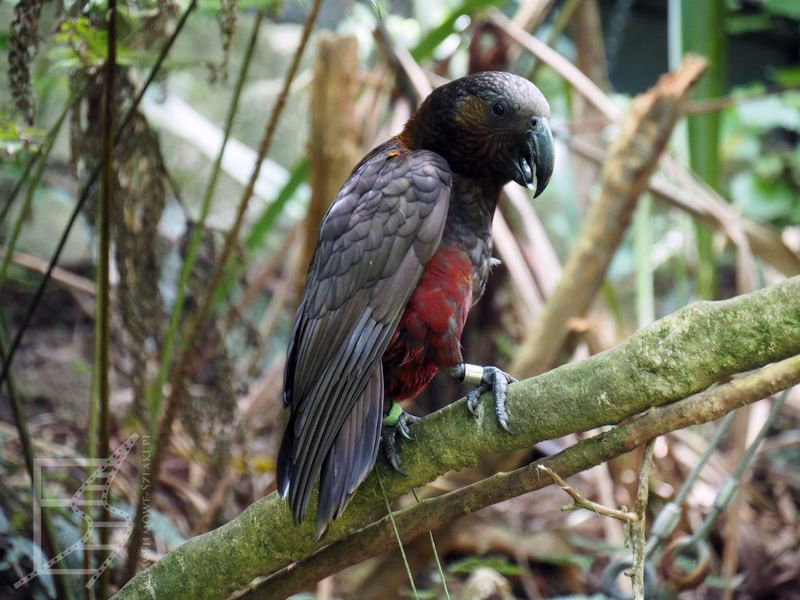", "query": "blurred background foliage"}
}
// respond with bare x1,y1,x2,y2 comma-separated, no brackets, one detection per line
1,0,799,598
